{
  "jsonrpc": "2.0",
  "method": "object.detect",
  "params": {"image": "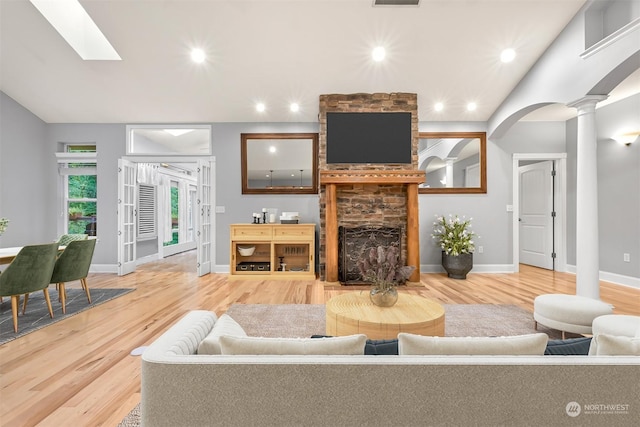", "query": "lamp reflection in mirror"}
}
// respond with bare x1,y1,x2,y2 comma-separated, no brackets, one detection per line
612,131,639,146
